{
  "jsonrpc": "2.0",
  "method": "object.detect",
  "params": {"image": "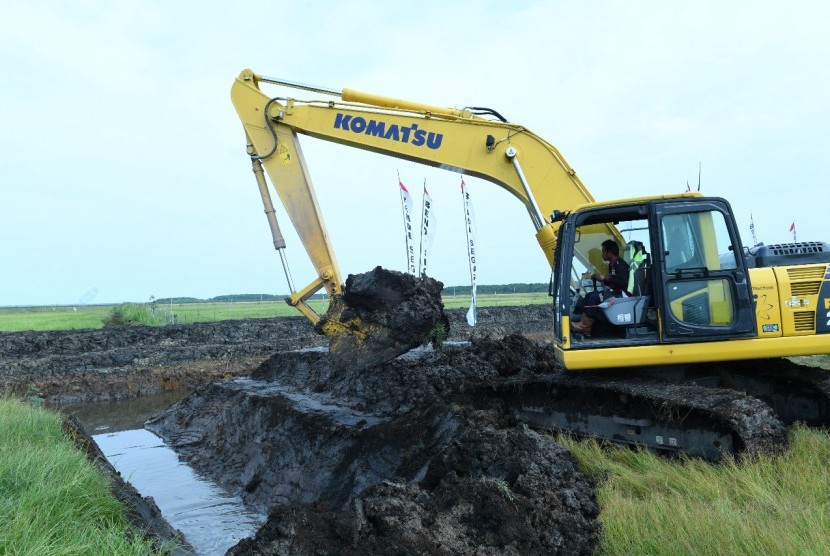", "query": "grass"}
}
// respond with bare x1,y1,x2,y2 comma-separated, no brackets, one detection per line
0,397,159,555
789,354,830,370
561,425,830,555
0,293,551,332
